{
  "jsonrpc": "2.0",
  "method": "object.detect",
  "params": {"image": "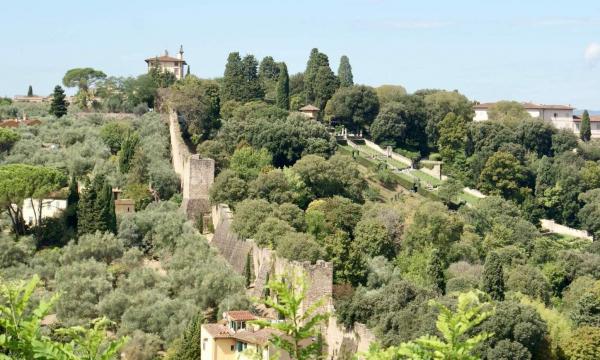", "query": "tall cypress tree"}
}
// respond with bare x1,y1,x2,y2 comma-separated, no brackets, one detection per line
98,182,117,234
581,110,592,142
482,252,505,301
244,250,253,287
337,55,354,87
65,176,79,231
186,65,190,77
27,85,33,97
78,175,116,235
49,85,68,118
427,249,446,294
276,62,290,110
78,177,101,236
